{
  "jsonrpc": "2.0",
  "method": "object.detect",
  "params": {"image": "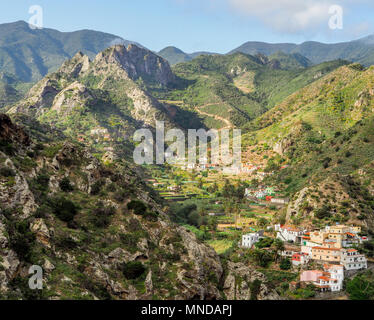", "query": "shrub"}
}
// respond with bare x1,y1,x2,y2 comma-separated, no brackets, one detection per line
33,173,50,192
120,234,139,249
255,237,274,249
280,258,291,270
55,236,78,250
346,273,374,300
250,279,262,300
127,200,147,215
59,177,74,192
122,261,146,279
114,190,127,202
143,211,159,222
127,218,142,232
6,220,36,263
90,179,105,195
49,196,78,222
91,203,116,228
314,205,332,219
0,167,16,177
